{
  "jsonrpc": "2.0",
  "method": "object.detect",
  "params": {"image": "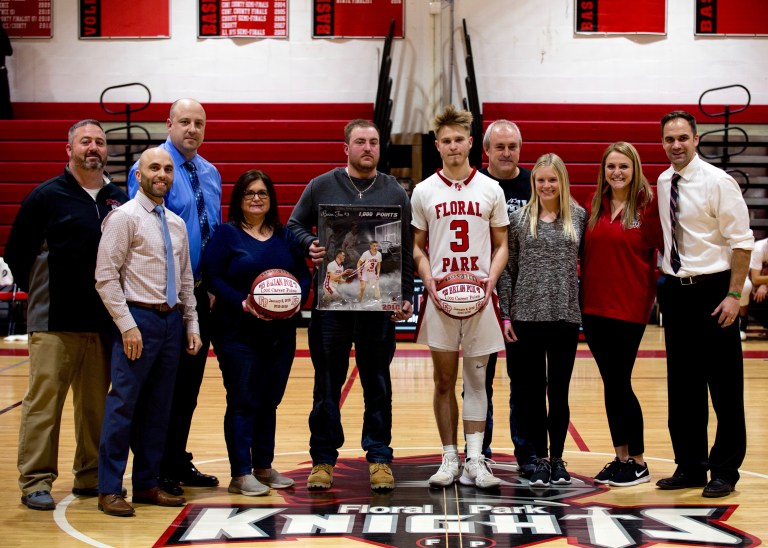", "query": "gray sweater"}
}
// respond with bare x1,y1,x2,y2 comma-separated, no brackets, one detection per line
498,204,587,324
287,167,415,303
